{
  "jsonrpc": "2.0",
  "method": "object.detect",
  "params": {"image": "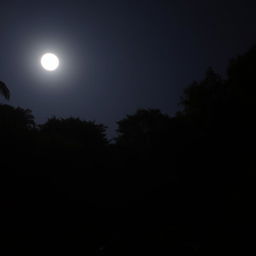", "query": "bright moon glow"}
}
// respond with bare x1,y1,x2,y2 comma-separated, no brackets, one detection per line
41,53,59,71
